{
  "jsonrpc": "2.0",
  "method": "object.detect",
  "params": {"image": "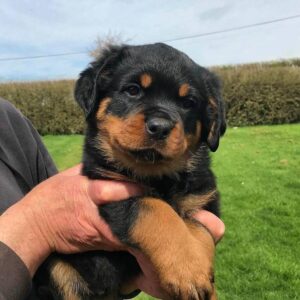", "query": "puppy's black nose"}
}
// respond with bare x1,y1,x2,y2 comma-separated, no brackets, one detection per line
146,117,174,140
